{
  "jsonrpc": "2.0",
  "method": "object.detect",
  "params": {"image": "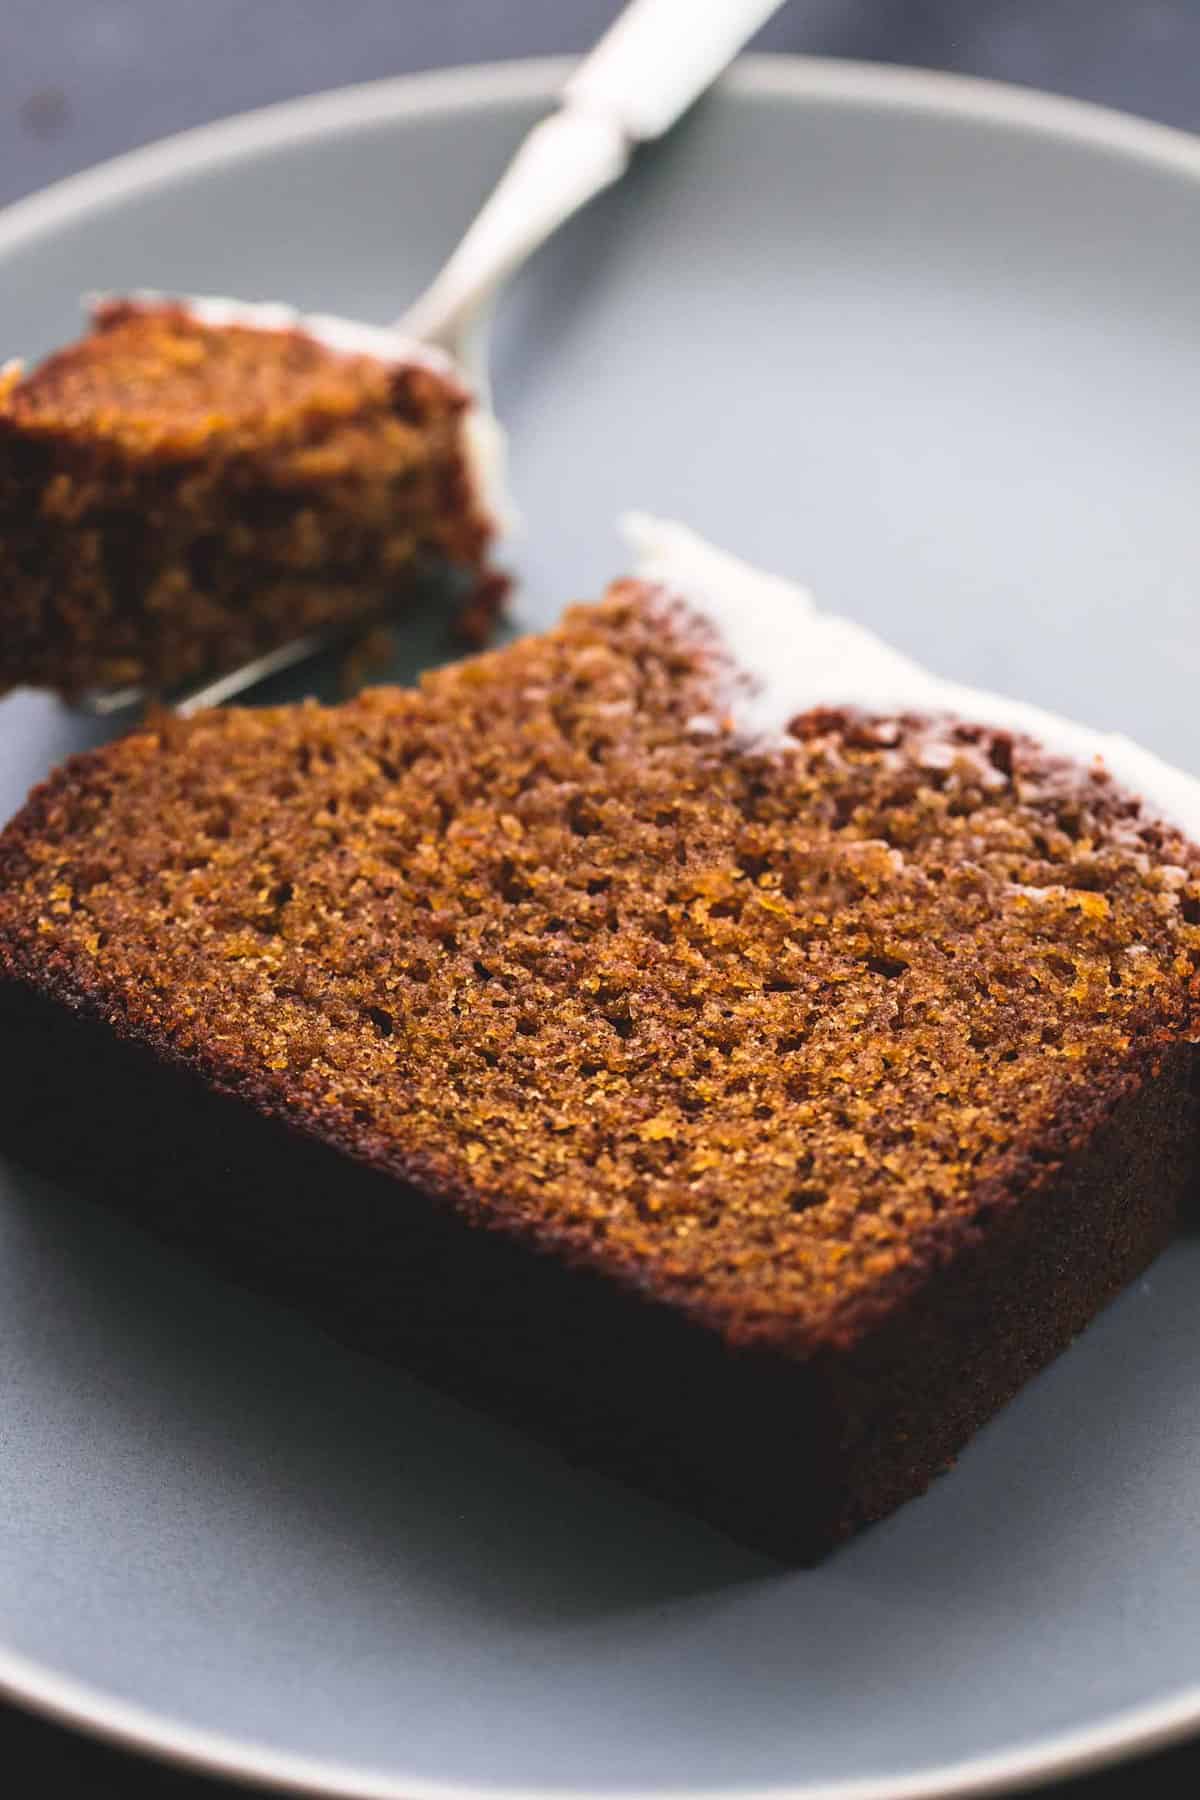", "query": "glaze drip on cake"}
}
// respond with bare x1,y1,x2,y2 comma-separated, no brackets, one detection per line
624,513,1200,840
97,291,460,373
